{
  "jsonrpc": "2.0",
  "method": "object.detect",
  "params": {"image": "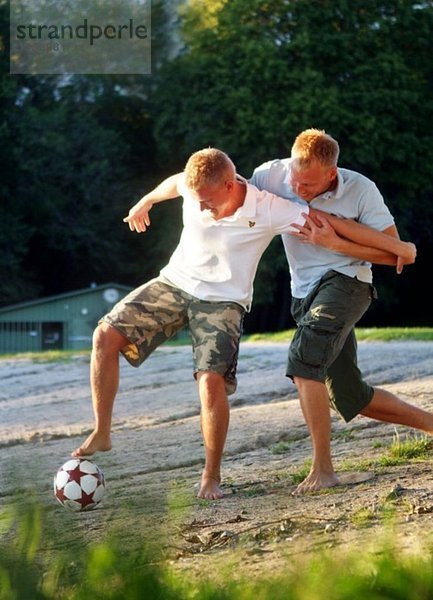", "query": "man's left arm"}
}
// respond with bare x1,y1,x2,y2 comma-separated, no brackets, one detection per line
292,210,416,273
